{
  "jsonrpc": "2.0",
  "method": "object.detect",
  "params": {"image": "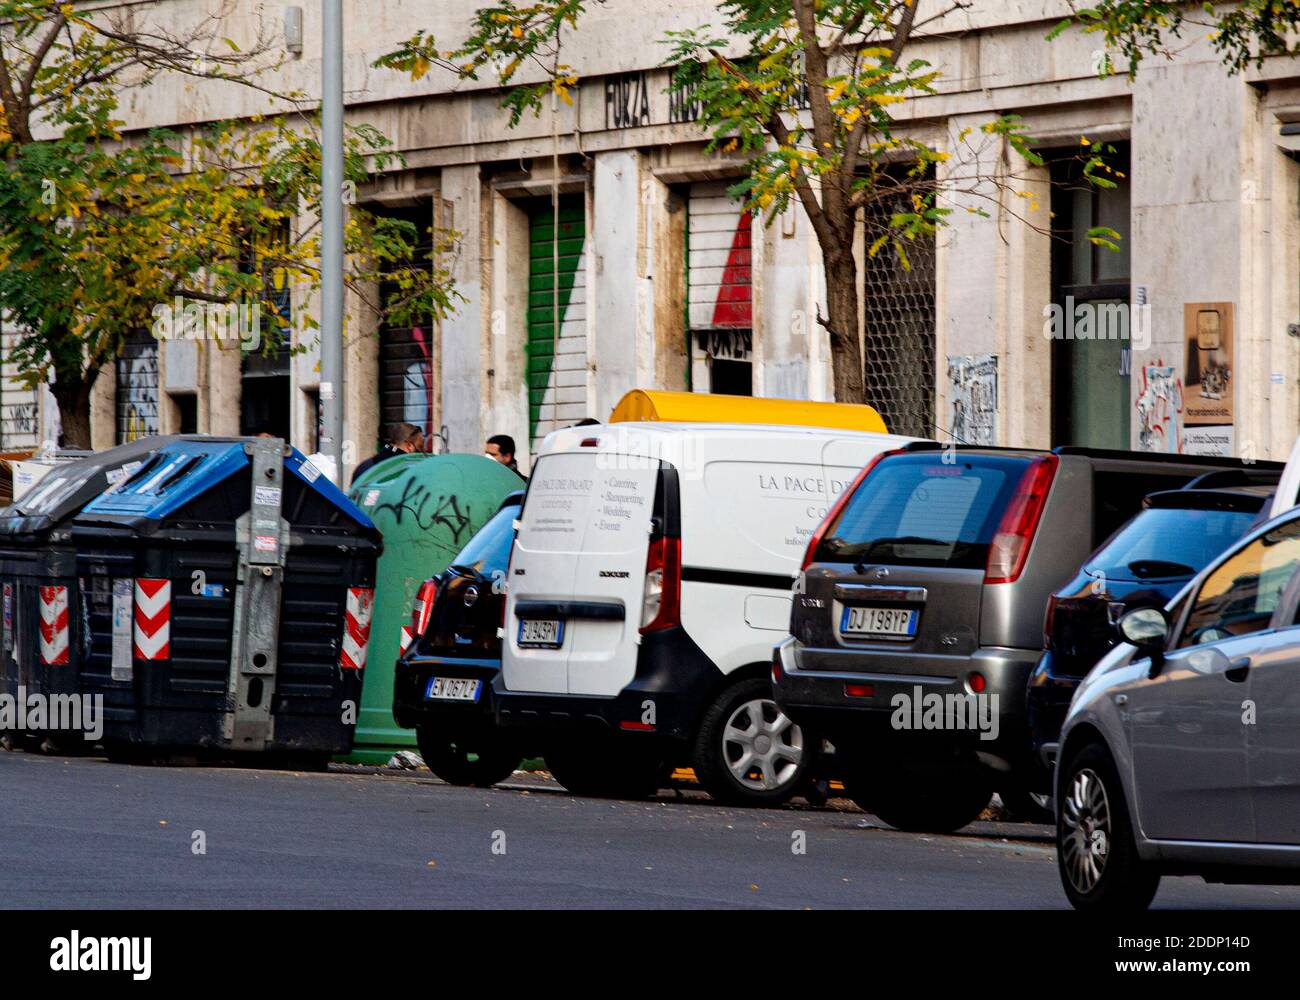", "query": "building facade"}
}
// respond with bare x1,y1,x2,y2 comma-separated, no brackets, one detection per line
4,0,1299,480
